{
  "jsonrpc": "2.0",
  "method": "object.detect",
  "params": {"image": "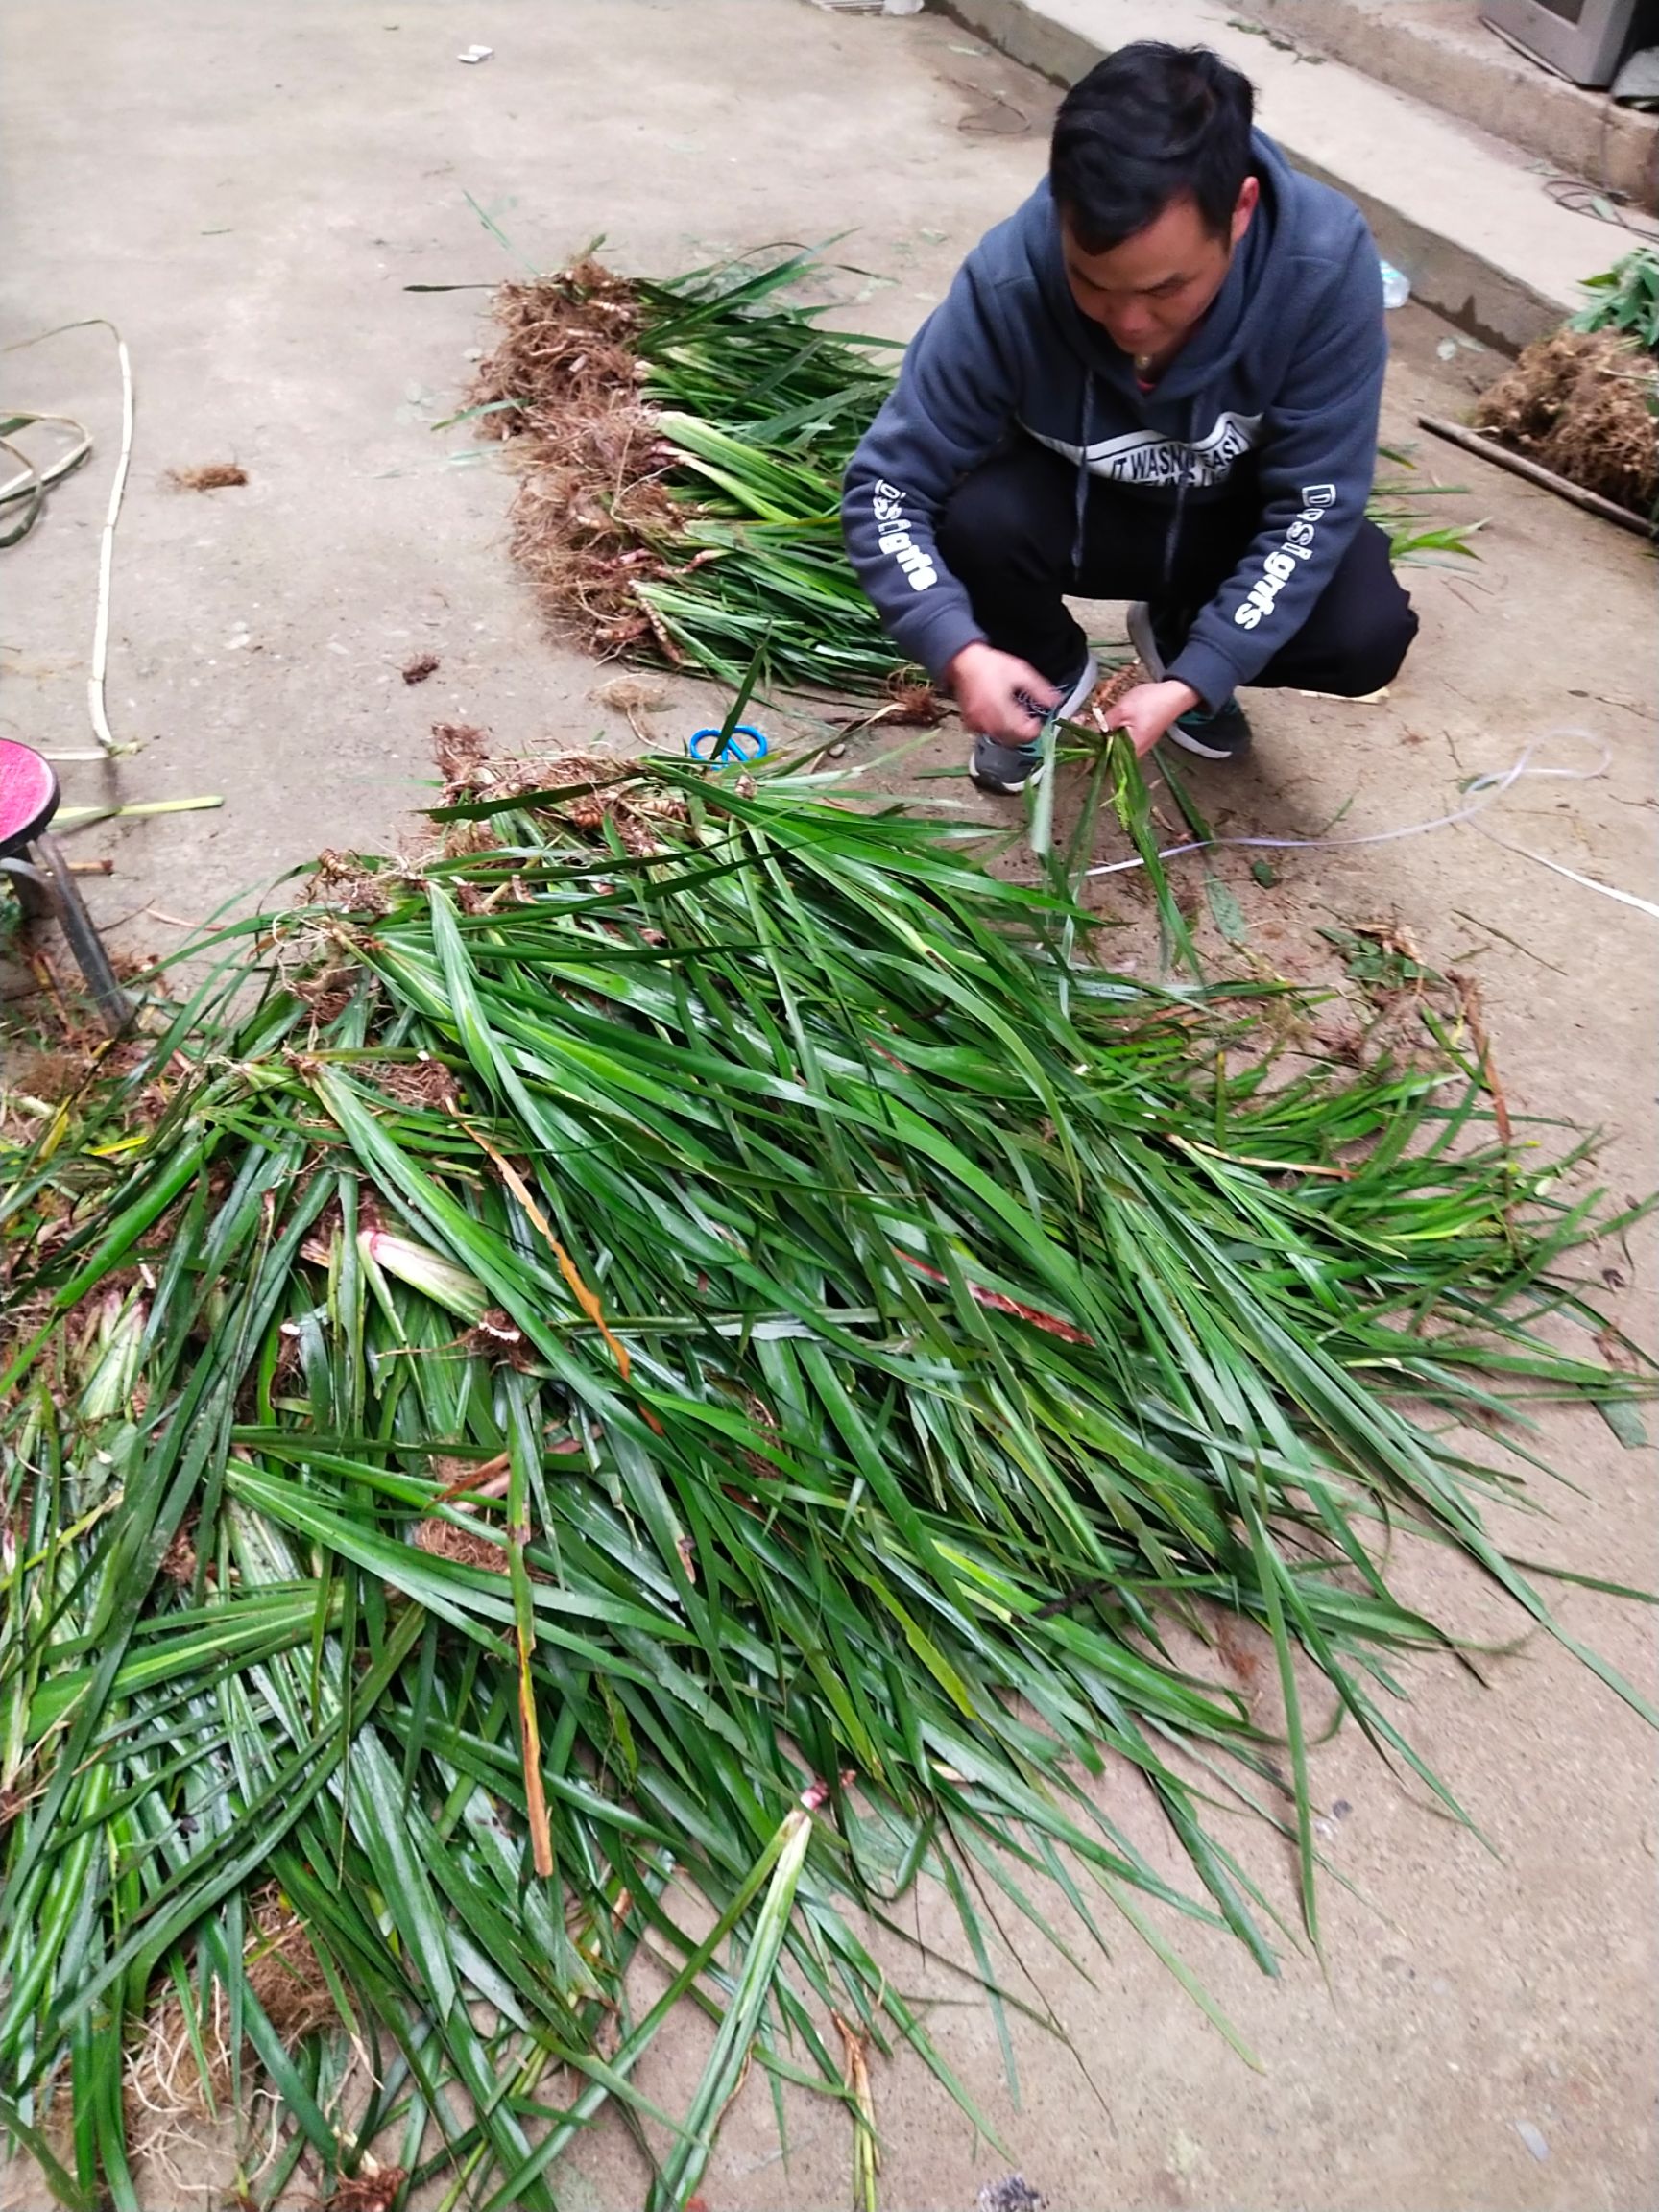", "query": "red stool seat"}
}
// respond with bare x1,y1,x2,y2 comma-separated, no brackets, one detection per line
0,737,129,1034
0,739,60,860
